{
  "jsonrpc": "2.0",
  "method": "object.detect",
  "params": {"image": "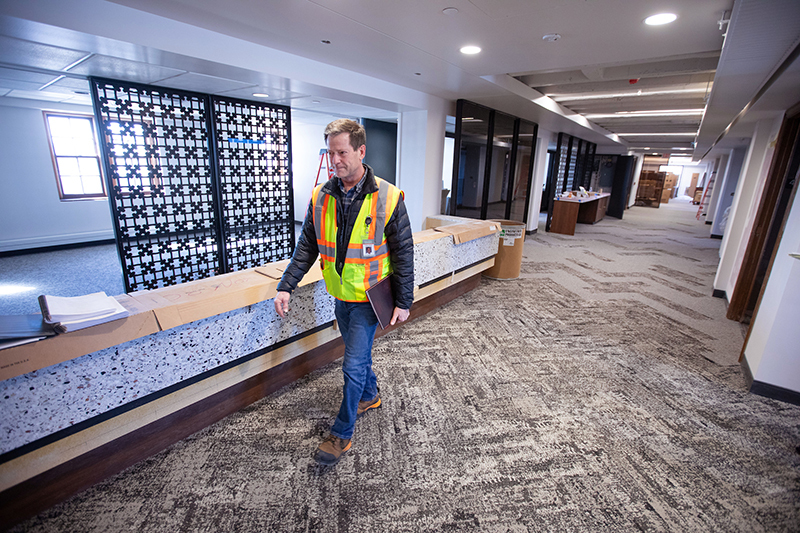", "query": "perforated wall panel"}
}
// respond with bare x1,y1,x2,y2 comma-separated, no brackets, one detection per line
212,97,294,272
91,78,294,293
